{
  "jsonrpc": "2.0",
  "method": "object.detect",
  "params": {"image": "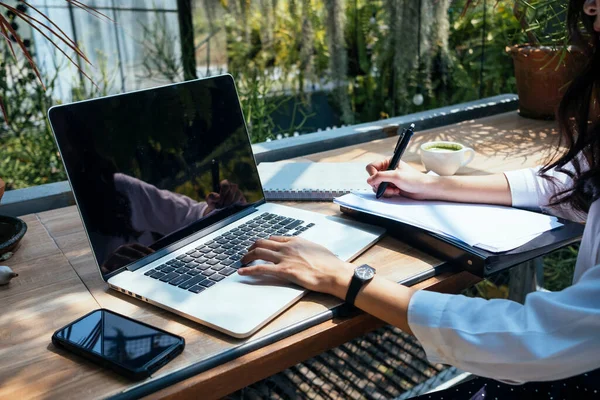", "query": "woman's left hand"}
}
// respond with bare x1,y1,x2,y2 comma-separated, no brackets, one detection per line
239,236,355,299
